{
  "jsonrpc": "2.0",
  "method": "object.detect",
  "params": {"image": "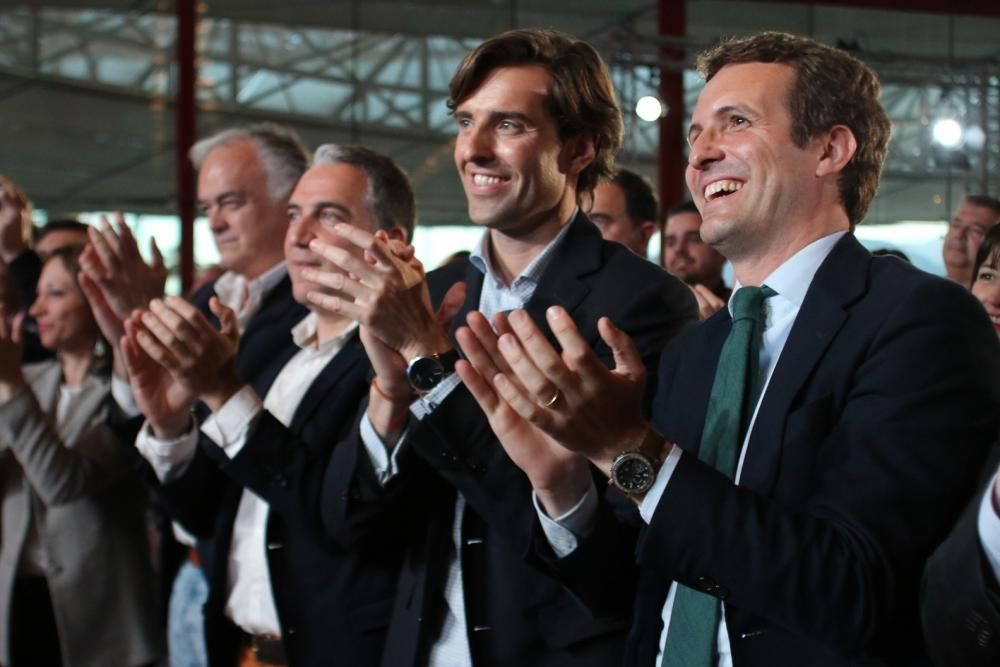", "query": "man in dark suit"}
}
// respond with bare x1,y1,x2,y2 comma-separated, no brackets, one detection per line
81,123,311,666
122,145,415,666
921,446,1000,667
308,28,697,667
455,32,1000,666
